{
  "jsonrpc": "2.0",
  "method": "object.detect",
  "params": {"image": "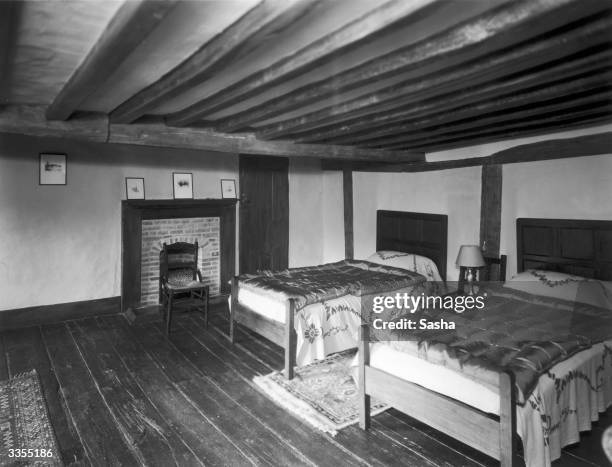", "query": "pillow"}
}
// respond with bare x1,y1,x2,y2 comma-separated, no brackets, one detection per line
505,269,612,309
366,250,443,282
